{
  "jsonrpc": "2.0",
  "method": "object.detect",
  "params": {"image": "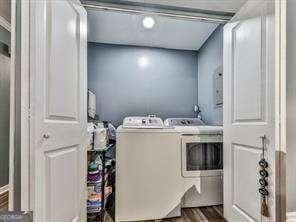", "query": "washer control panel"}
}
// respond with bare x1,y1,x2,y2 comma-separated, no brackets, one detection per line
123,116,164,128
164,118,205,127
